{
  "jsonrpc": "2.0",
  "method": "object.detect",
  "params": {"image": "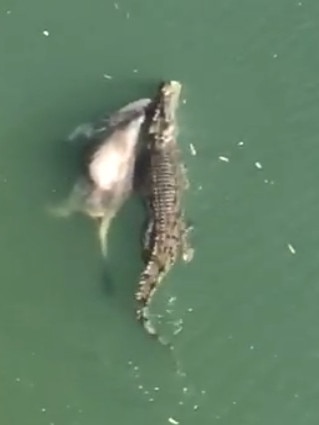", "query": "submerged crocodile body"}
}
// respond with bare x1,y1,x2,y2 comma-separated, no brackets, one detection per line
135,80,193,336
